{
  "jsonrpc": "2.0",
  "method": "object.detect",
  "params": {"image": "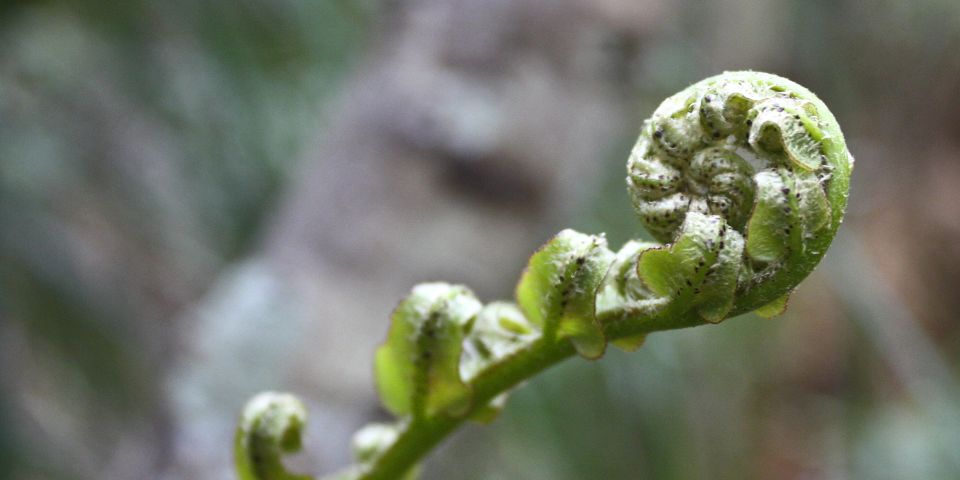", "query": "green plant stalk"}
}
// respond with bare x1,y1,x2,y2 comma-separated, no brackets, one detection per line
360,336,574,480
